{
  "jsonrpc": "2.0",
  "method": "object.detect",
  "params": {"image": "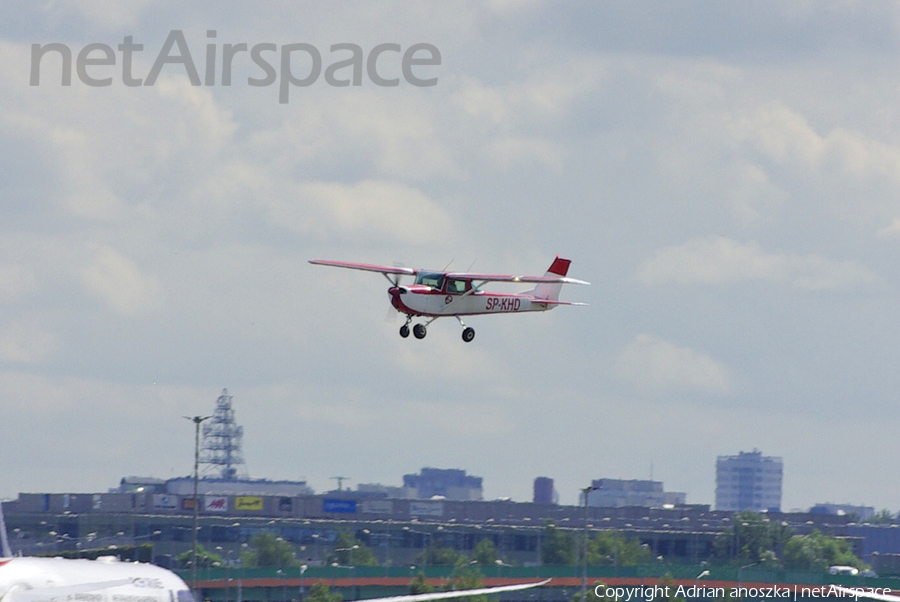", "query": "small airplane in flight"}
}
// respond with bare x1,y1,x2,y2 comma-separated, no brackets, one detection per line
309,256,589,342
